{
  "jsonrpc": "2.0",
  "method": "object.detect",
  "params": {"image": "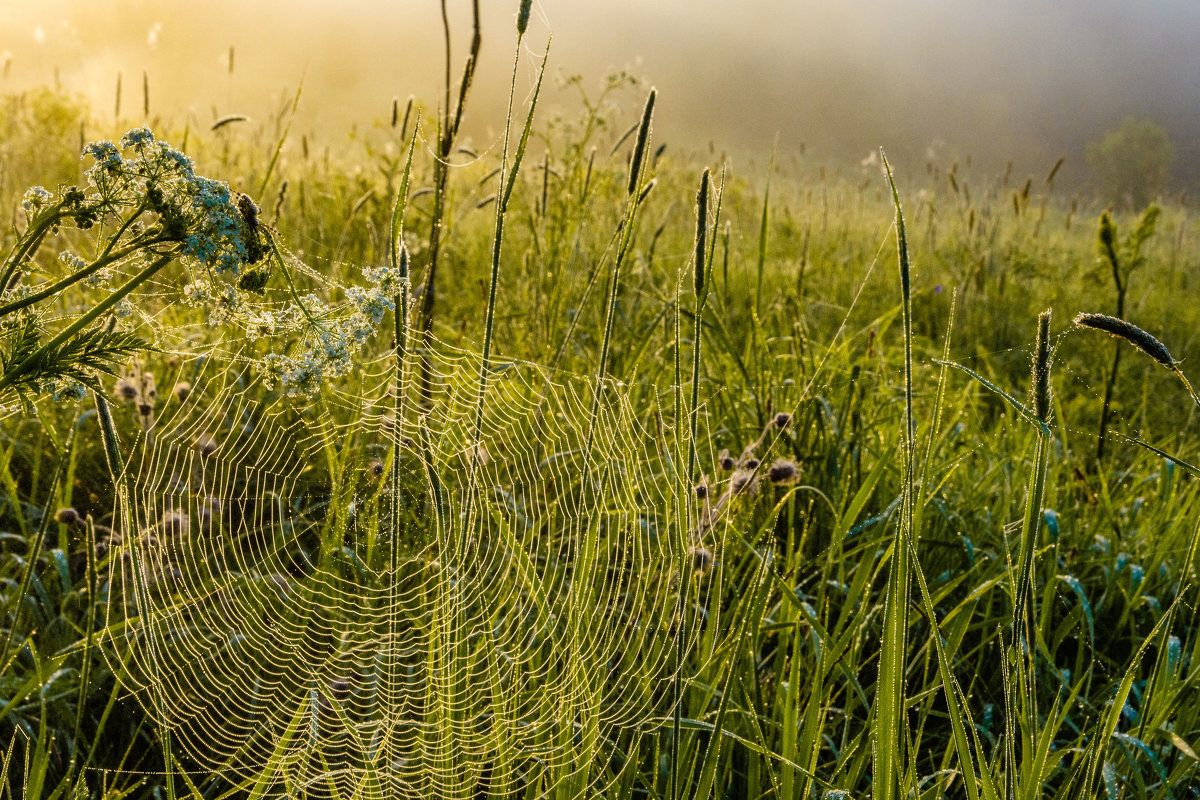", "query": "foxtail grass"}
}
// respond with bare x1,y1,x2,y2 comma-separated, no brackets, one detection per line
873,149,914,800
463,15,549,541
